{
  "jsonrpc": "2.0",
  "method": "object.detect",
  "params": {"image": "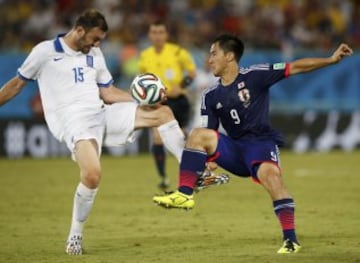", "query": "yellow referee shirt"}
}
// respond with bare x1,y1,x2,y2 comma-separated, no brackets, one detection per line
138,43,196,94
